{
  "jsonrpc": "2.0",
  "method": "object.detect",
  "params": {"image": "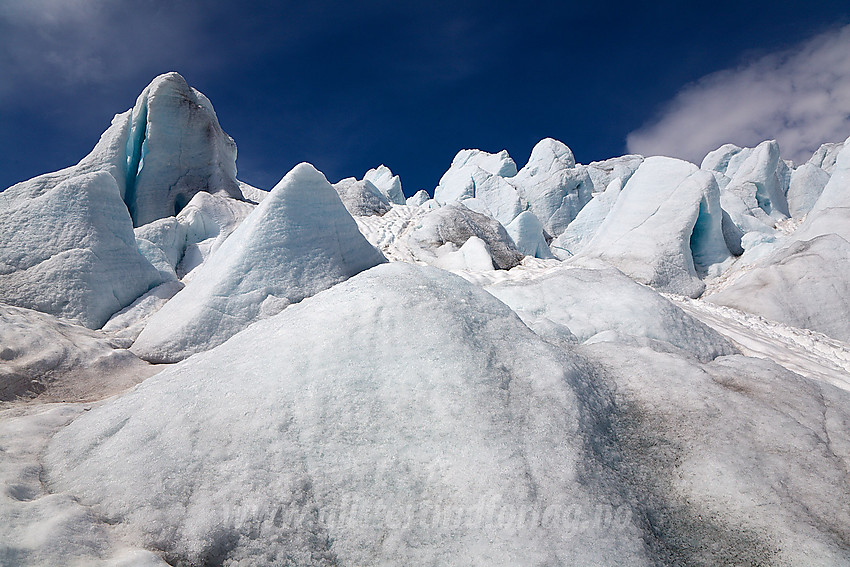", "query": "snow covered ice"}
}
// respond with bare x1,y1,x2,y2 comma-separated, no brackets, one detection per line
3,71,850,566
